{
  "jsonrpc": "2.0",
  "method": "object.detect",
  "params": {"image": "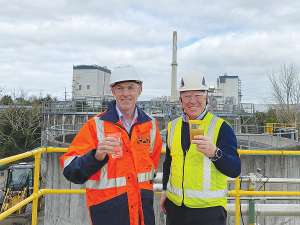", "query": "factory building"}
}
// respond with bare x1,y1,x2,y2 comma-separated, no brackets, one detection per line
215,74,242,105
72,65,112,100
